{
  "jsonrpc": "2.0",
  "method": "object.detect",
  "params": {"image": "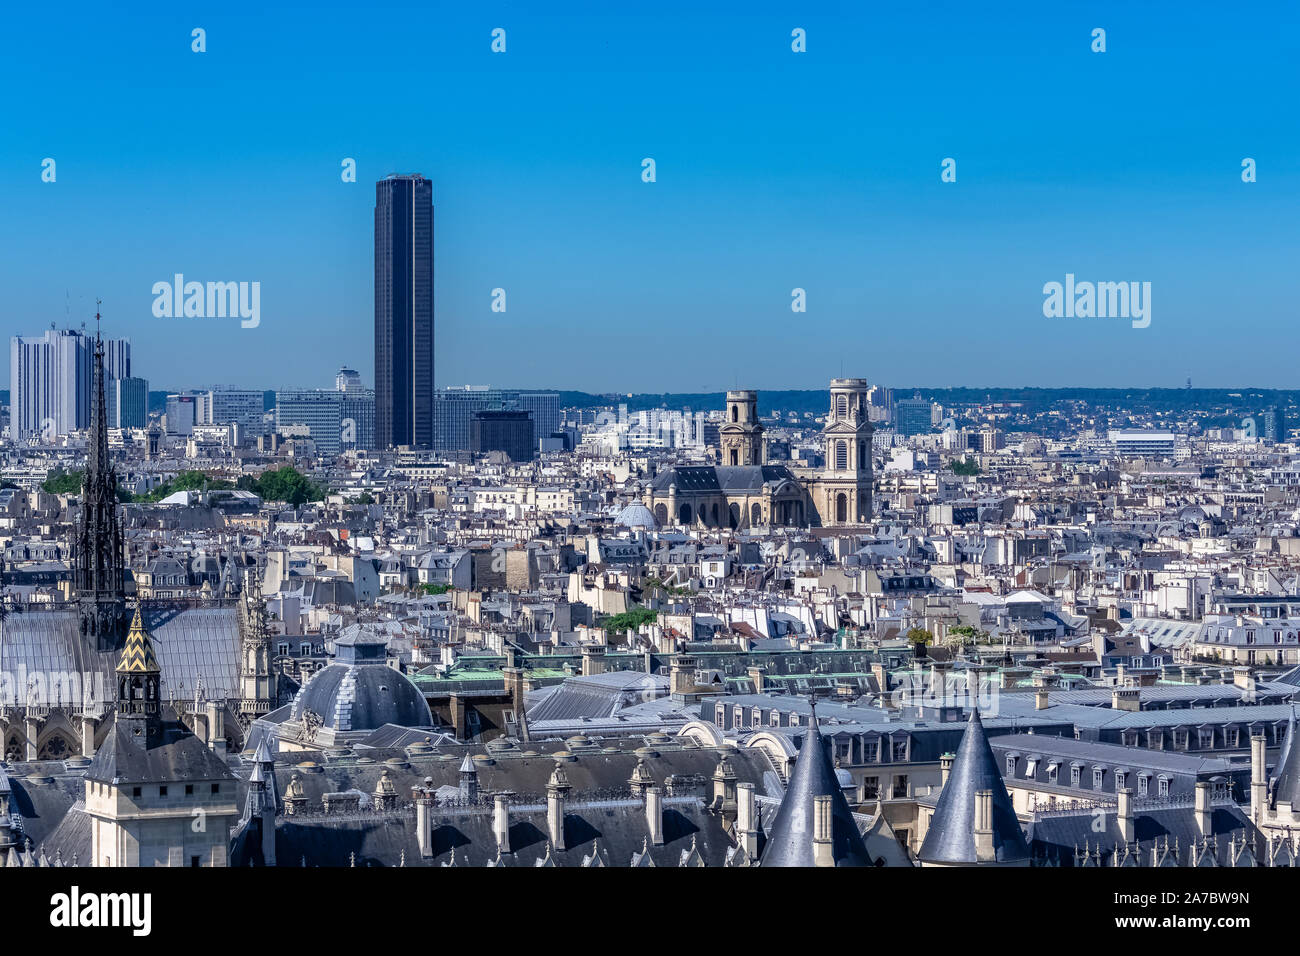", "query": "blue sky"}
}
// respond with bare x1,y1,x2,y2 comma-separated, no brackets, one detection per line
2,1,1297,393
